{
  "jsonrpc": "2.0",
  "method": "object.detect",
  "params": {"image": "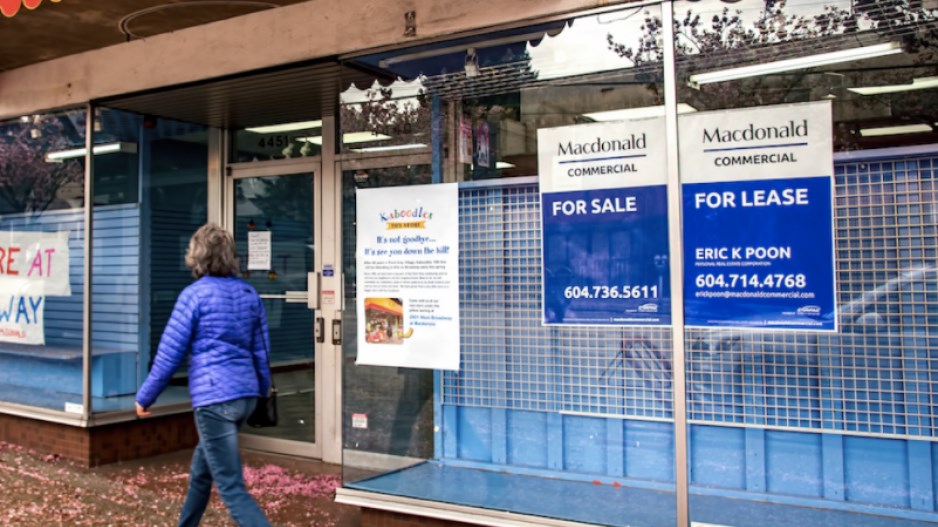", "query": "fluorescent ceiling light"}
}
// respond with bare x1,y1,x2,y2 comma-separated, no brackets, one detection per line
45,142,137,162
689,42,903,87
583,104,697,122
848,76,938,96
244,120,322,134
299,132,392,145
496,161,515,169
859,124,932,137
343,132,392,144
351,143,427,153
